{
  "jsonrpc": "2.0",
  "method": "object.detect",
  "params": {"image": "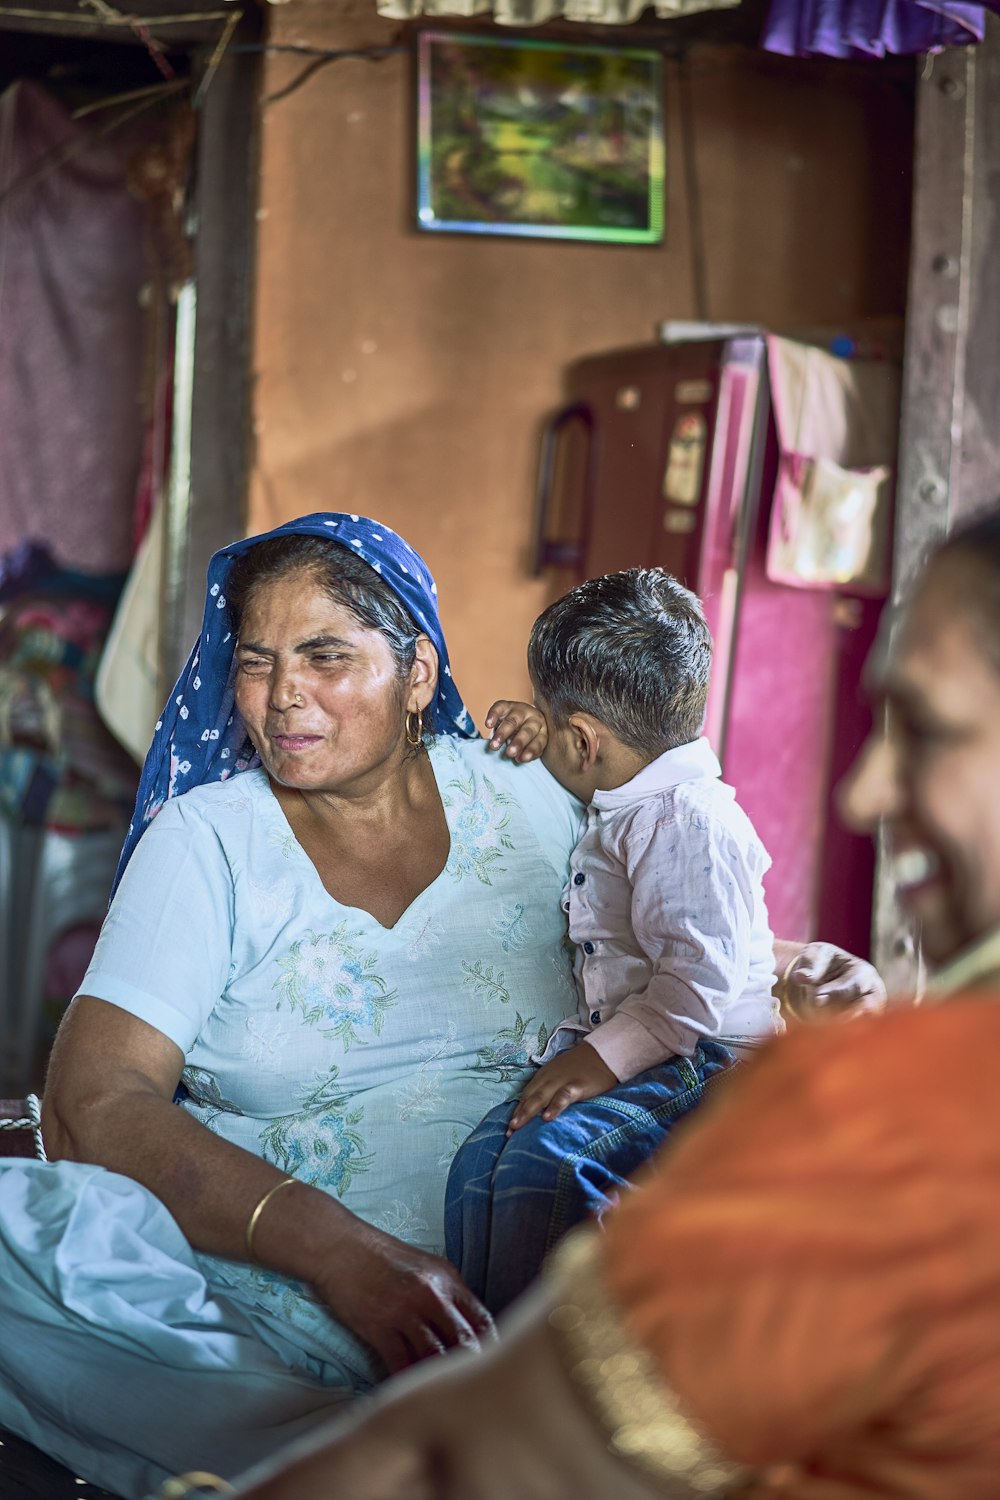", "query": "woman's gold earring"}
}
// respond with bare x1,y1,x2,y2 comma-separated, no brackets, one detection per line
405,709,424,747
